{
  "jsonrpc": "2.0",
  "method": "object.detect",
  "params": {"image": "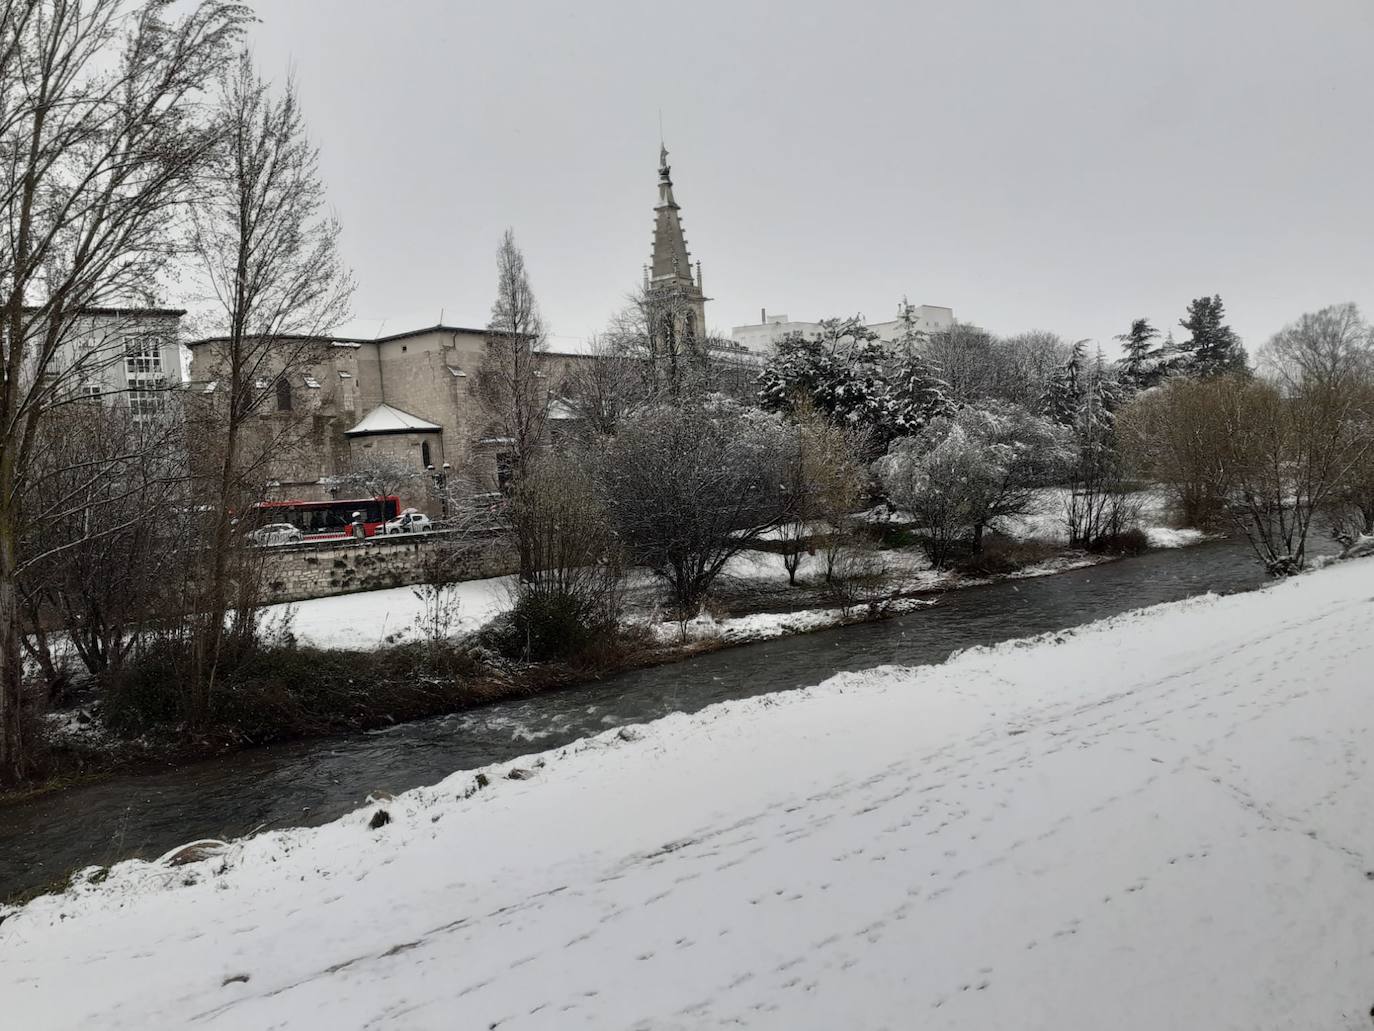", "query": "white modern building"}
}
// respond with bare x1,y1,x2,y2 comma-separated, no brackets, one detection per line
731,304,955,354
51,306,185,419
